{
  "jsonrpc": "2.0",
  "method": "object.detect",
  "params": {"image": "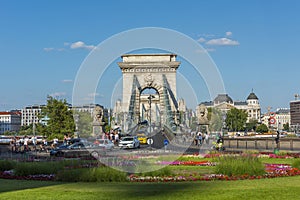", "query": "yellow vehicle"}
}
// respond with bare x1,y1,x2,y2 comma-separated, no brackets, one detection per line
137,133,148,144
